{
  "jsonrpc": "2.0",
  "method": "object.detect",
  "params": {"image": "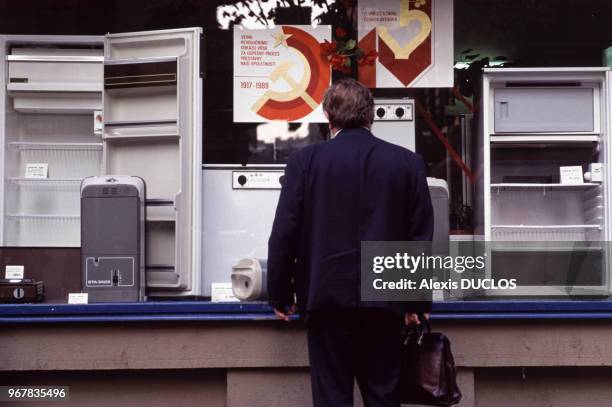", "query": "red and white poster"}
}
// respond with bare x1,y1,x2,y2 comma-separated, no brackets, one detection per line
358,0,453,88
233,25,331,123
